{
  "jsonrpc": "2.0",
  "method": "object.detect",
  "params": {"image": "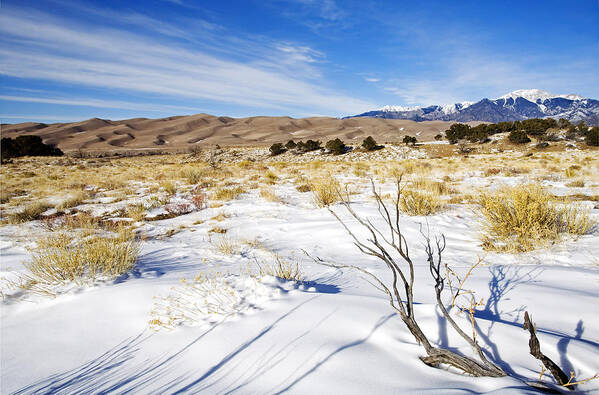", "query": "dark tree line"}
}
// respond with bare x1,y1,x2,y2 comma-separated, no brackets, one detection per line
1,135,63,161
444,118,597,145
270,136,383,156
